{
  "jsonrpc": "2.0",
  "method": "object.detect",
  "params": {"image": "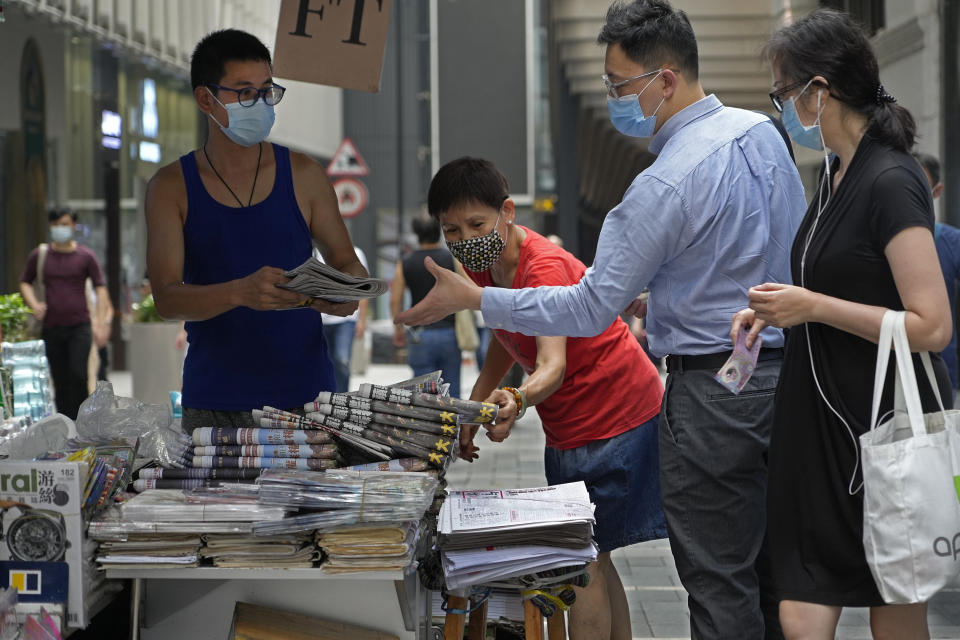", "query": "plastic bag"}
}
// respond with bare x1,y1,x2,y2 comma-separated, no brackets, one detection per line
76,381,172,440
3,413,76,460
